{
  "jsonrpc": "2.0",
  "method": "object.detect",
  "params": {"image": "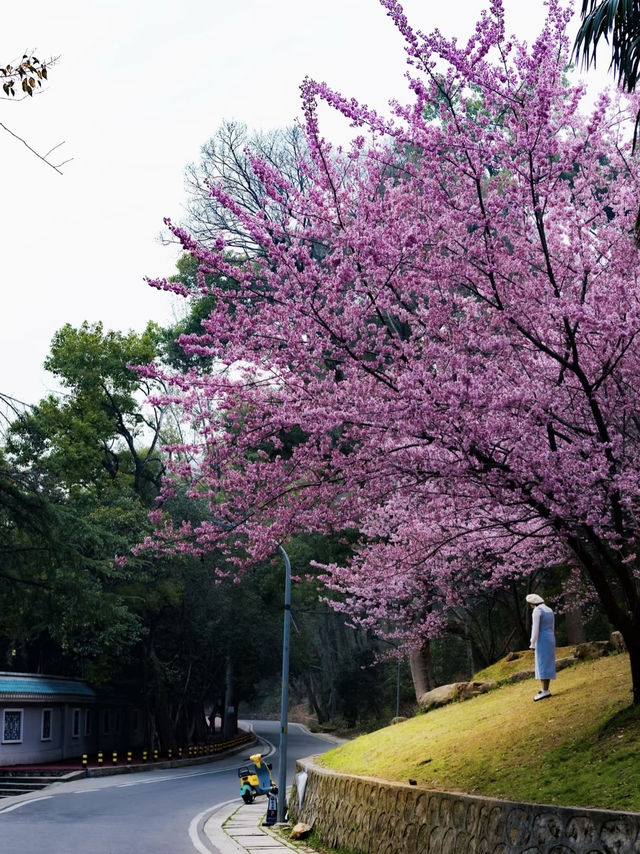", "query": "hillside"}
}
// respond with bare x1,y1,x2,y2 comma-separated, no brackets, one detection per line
318,651,640,811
